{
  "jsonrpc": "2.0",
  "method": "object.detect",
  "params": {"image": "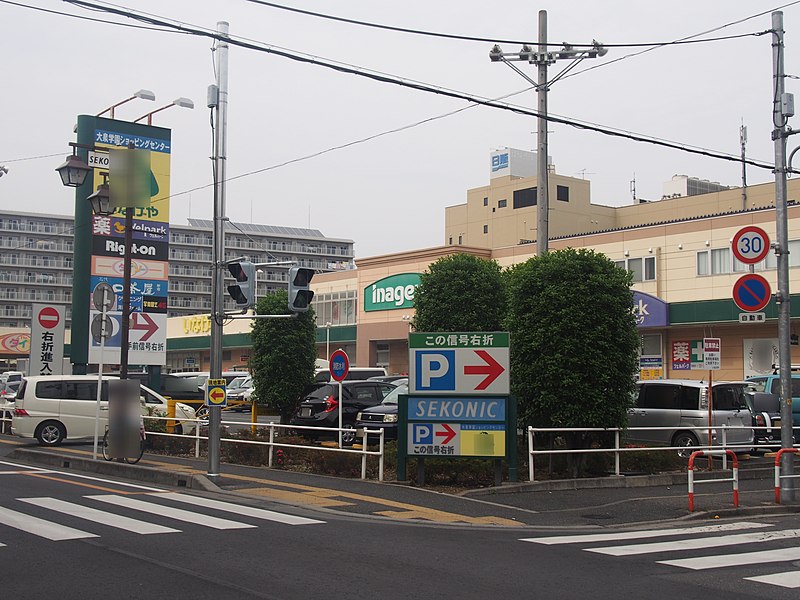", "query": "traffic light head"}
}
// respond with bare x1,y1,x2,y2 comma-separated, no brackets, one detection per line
288,266,315,313
227,261,256,309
